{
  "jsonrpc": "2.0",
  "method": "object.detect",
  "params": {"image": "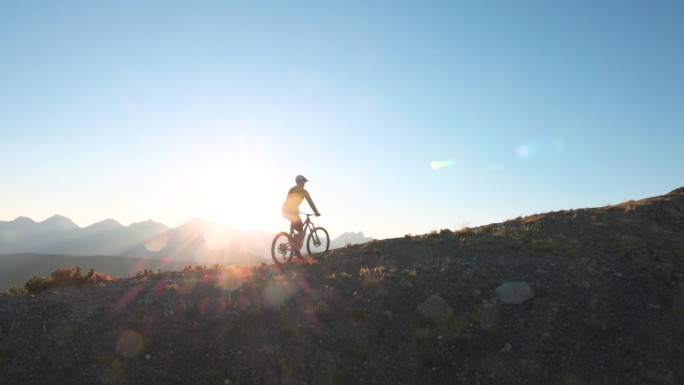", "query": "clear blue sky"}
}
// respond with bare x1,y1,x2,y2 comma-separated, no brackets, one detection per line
1,1,682,239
